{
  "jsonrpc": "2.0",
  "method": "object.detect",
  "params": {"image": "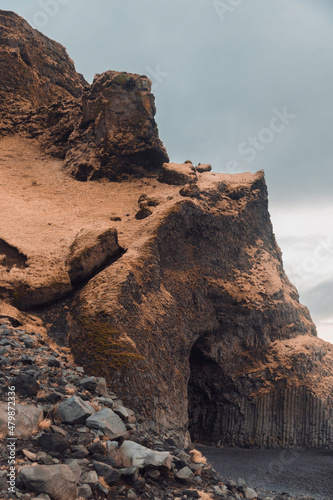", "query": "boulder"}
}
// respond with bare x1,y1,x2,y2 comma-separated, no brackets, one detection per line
78,376,98,392
213,484,228,497
179,184,201,198
158,162,197,185
96,377,108,397
77,484,93,498
81,470,99,485
119,466,139,485
92,461,121,486
113,405,136,424
86,408,127,438
19,464,80,500
245,487,258,499
135,207,152,220
37,433,70,453
175,466,194,481
0,402,43,439
12,373,39,396
56,396,96,425
119,440,172,469
66,227,121,285
196,163,212,173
